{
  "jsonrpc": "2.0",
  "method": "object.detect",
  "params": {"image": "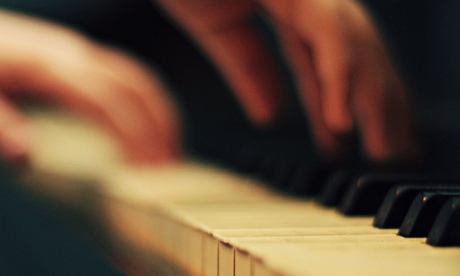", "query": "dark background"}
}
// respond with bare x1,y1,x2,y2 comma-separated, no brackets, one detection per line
1,0,459,168
0,1,460,274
